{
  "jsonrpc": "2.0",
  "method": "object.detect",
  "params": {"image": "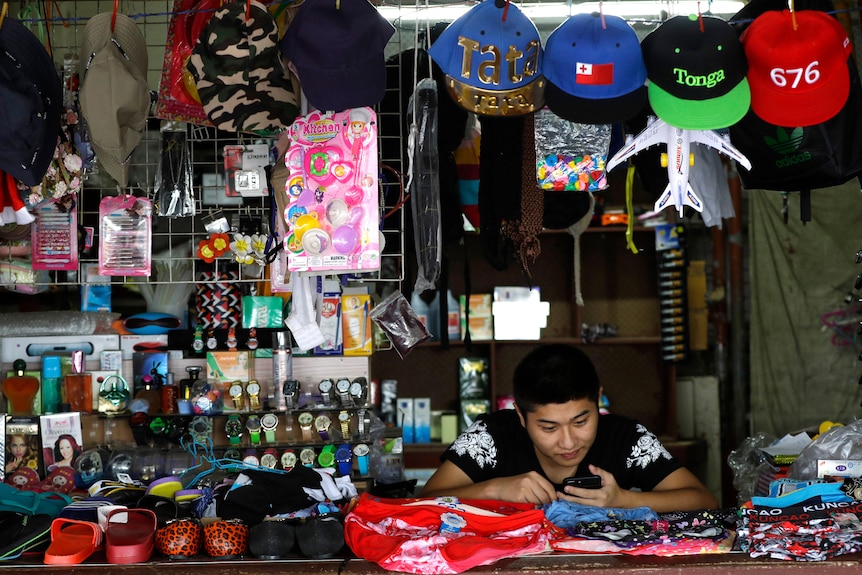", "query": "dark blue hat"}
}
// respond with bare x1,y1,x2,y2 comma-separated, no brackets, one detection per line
0,16,62,186
280,0,395,112
543,13,647,124
428,0,545,116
